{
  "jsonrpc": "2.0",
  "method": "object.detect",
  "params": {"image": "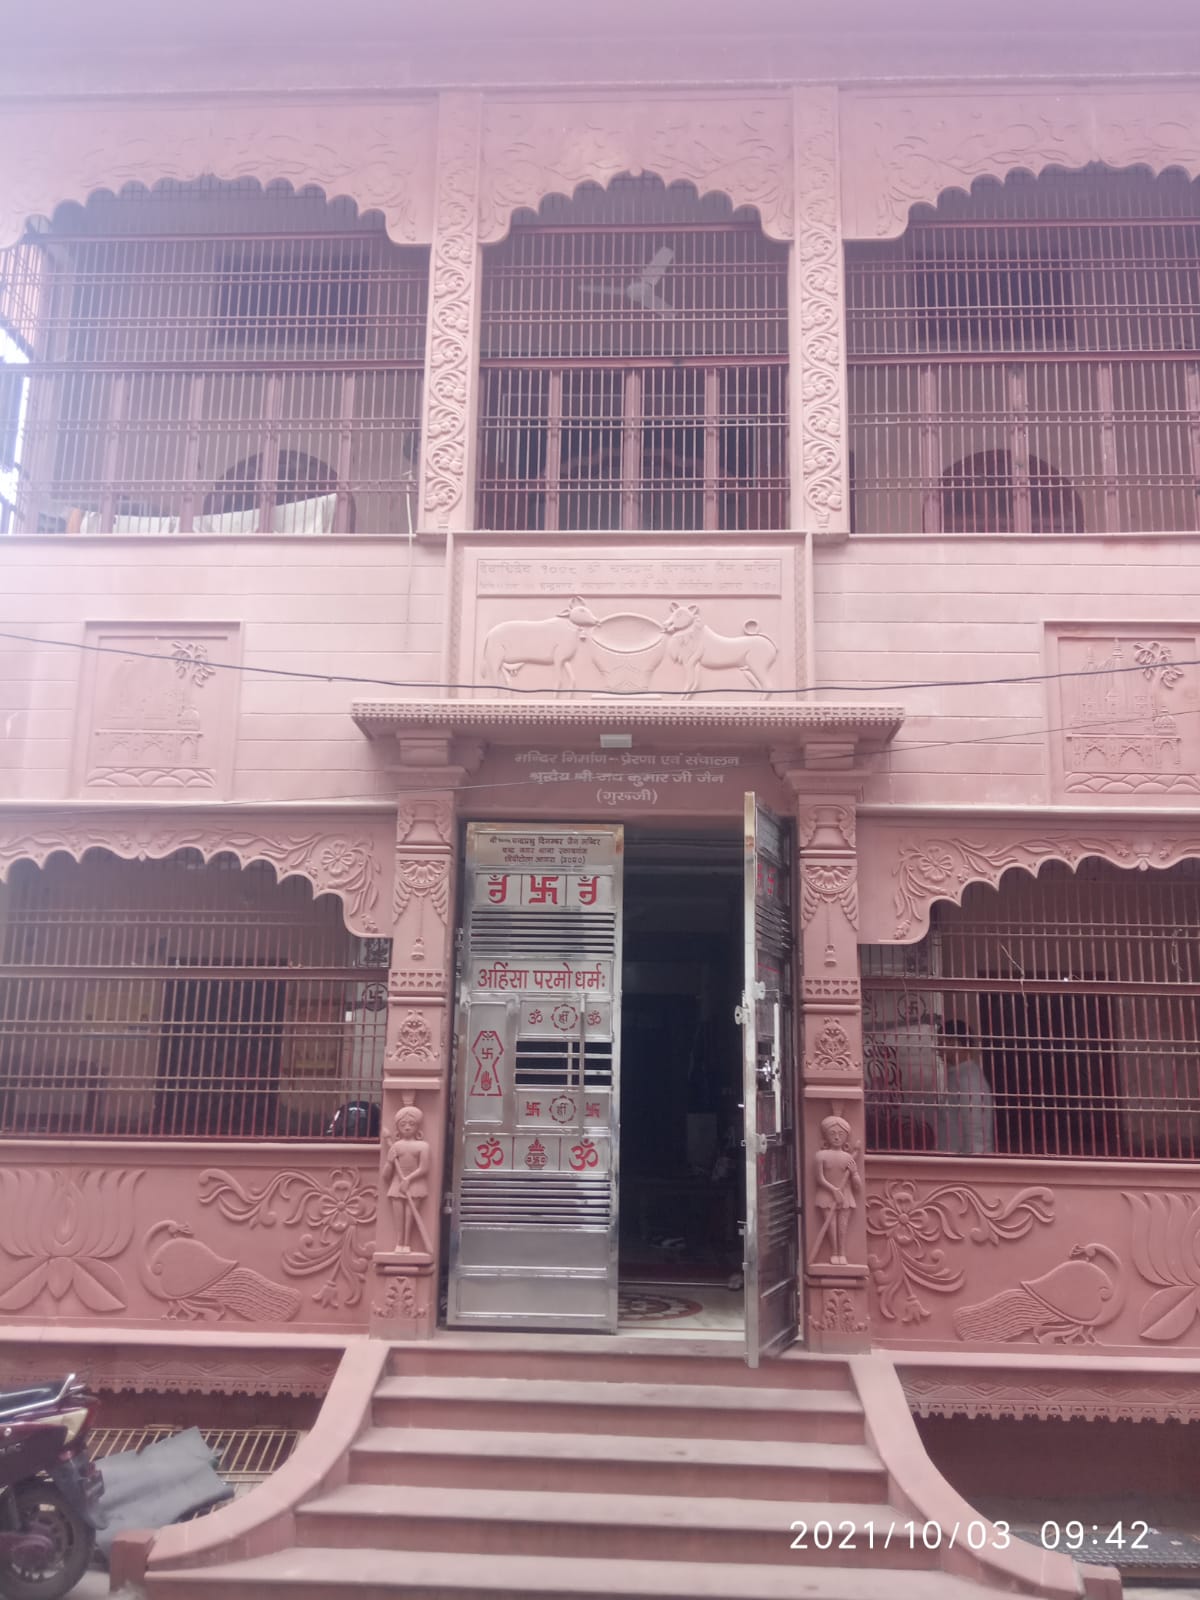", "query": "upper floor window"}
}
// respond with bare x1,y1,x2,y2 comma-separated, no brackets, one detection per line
846,167,1200,534
0,179,428,536
477,175,788,533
